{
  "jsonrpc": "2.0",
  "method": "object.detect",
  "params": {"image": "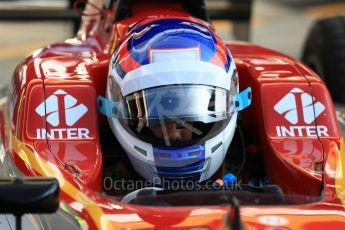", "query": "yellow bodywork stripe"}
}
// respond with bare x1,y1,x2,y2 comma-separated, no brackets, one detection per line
336,139,345,205
11,133,116,230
